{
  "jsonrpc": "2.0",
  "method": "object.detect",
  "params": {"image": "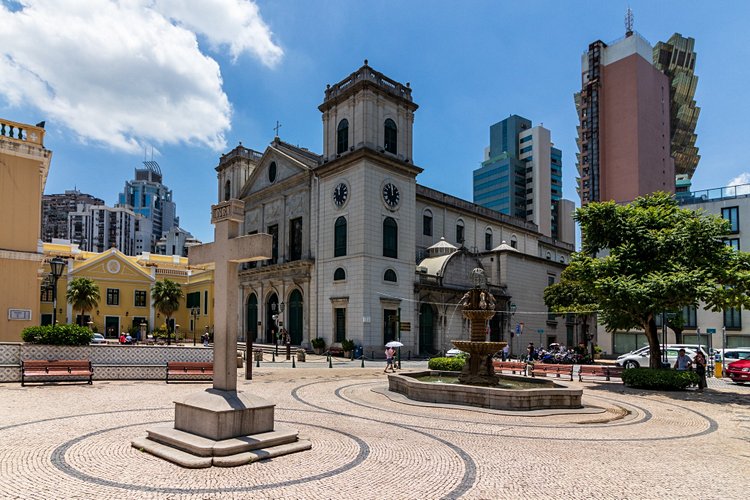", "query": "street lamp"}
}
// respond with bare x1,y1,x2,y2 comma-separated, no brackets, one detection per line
174,324,180,345
49,257,66,326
